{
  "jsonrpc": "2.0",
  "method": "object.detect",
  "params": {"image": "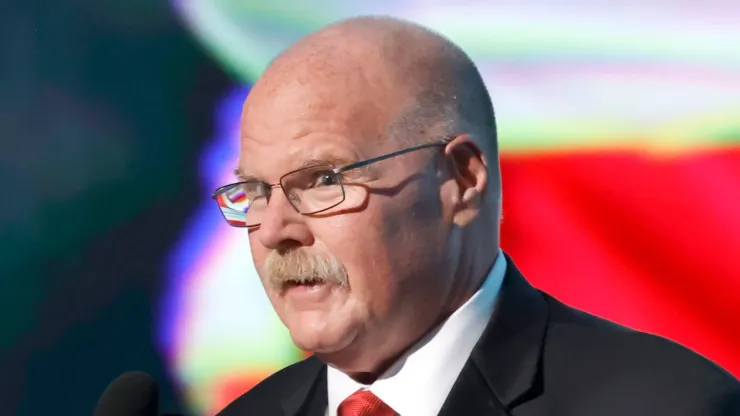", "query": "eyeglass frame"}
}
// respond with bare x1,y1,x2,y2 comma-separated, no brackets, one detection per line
212,138,452,228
